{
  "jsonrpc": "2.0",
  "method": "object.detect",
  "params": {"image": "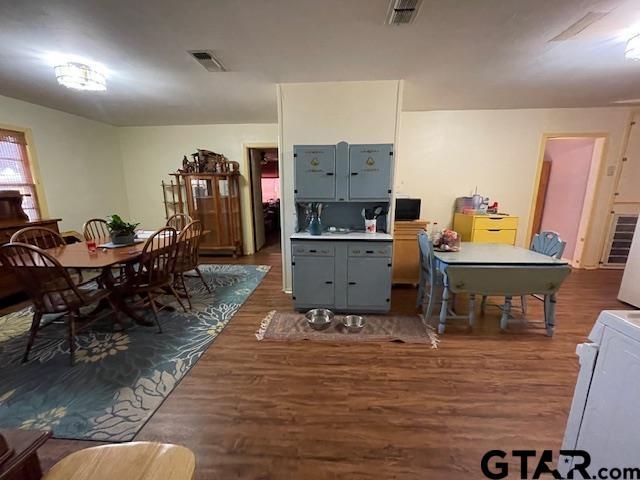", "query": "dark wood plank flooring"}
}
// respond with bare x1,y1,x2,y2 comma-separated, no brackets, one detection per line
4,241,631,479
